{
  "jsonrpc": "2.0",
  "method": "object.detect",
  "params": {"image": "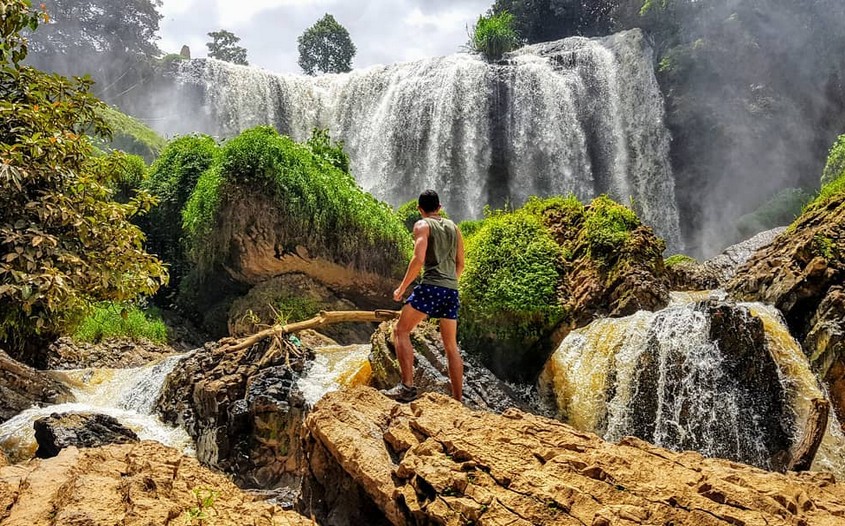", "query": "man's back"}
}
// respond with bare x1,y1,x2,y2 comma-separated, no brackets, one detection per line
421,217,458,290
